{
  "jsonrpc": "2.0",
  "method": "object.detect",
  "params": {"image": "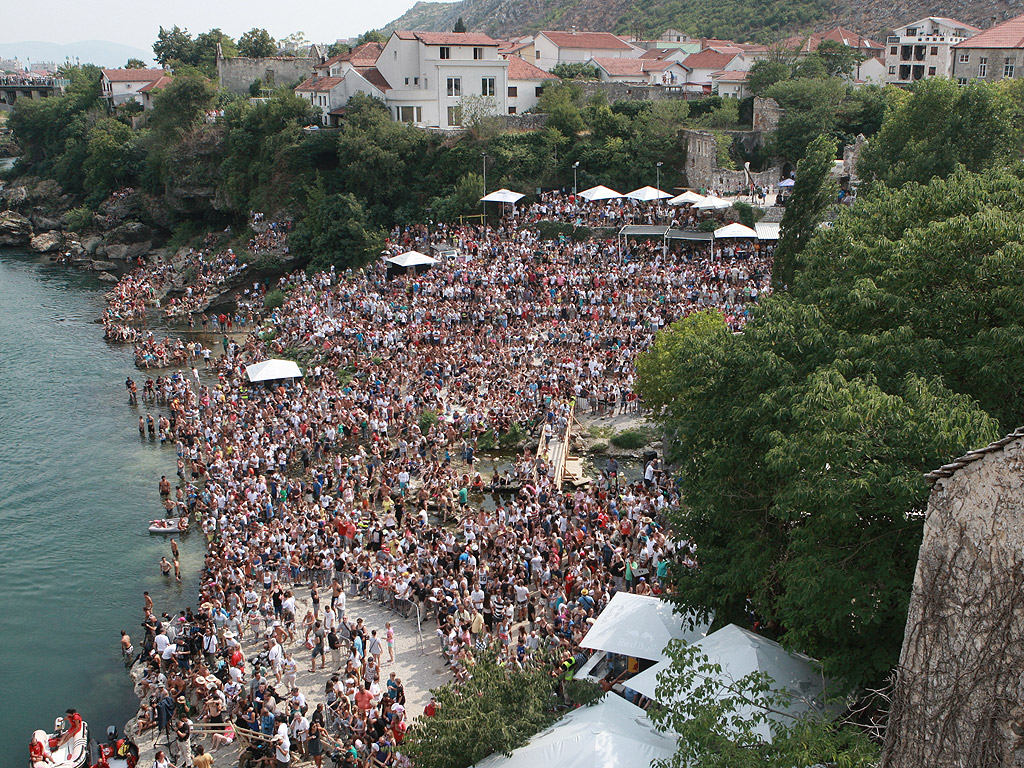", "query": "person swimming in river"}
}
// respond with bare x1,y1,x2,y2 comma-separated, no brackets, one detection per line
160,557,172,577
